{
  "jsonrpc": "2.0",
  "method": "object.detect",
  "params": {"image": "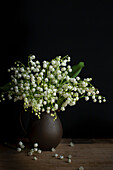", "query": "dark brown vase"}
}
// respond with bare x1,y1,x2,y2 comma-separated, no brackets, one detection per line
20,111,63,151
